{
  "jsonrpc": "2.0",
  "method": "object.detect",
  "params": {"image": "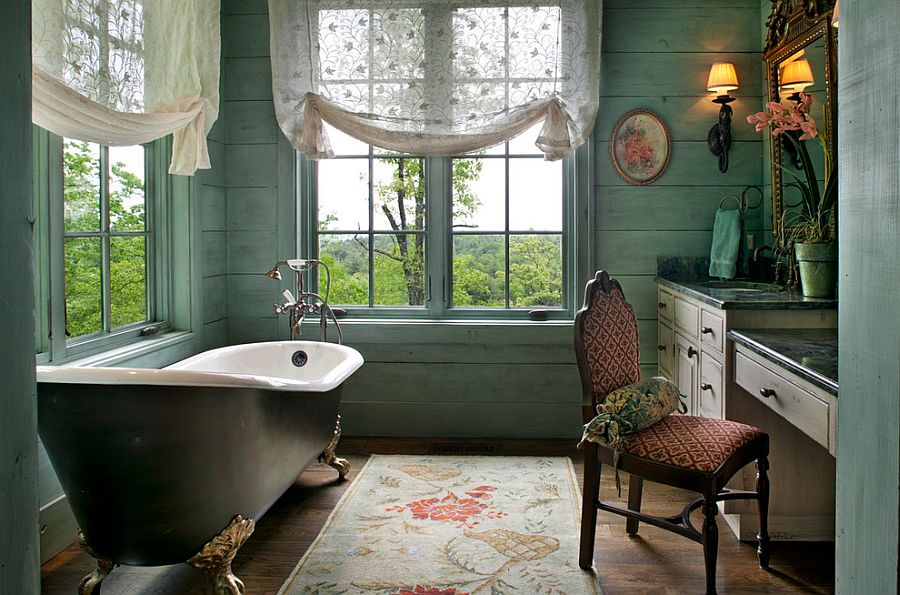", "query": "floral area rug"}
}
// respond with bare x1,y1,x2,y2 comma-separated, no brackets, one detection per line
278,455,601,595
